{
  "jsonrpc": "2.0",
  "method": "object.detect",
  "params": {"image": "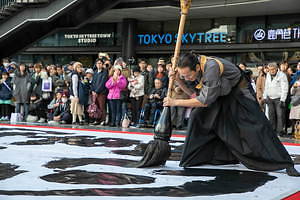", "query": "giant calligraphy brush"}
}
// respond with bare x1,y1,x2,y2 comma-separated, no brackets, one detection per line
137,0,192,168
